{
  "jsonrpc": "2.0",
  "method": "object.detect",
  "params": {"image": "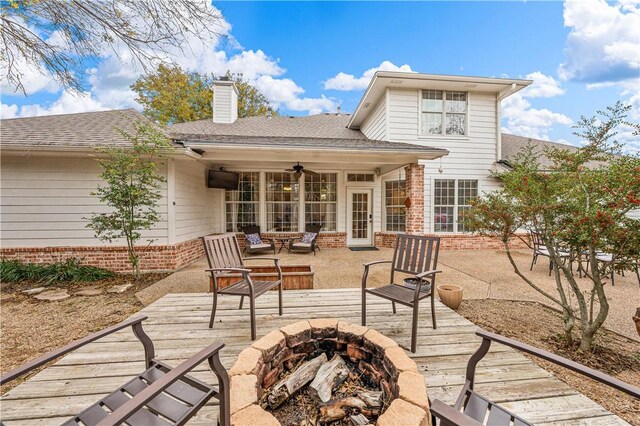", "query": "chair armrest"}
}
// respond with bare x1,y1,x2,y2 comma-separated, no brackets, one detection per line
476,330,640,399
430,399,483,426
0,316,148,385
244,257,280,262
415,269,442,279
363,260,392,267
96,342,227,426
206,267,252,274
